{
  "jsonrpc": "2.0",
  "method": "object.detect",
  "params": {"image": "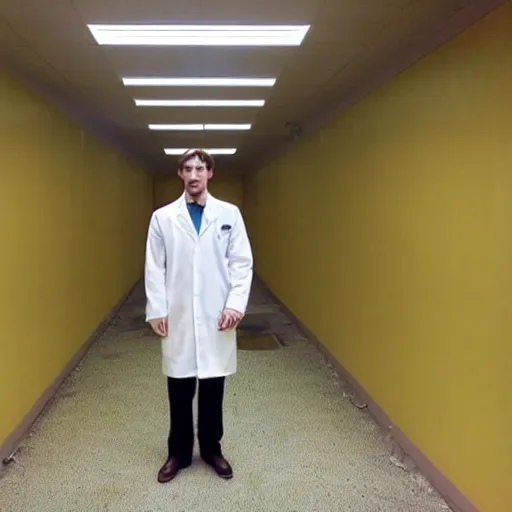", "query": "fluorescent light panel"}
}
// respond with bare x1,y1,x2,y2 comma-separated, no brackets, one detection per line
206,123,250,130
88,24,310,46
150,124,203,131
164,148,237,155
149,123,251,131
135,99,264,107
123,77,276,87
